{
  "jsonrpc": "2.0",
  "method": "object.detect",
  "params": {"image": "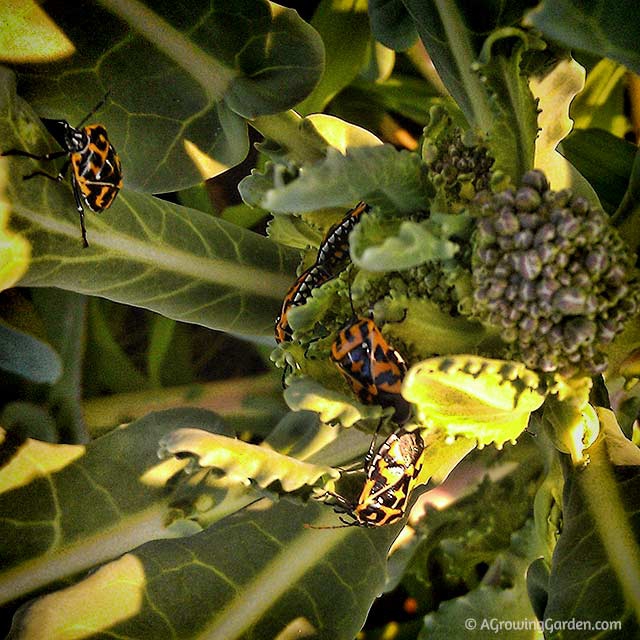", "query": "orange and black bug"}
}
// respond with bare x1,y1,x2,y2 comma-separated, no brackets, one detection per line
275,263,333,343
310,427,425,528
316,201,369,274
331,317,412,424
2,94,122,248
